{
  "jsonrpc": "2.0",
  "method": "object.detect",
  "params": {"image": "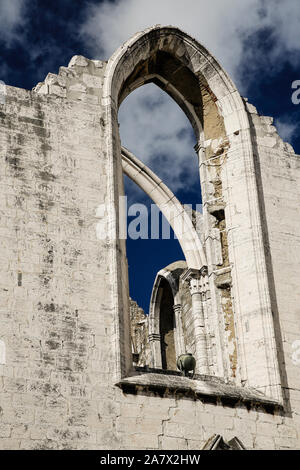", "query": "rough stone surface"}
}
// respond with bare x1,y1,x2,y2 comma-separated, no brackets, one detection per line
129,298,150,367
